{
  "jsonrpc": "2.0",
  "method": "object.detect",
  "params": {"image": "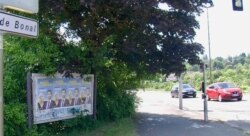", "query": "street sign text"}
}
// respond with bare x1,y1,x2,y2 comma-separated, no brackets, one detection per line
0,11,38,37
